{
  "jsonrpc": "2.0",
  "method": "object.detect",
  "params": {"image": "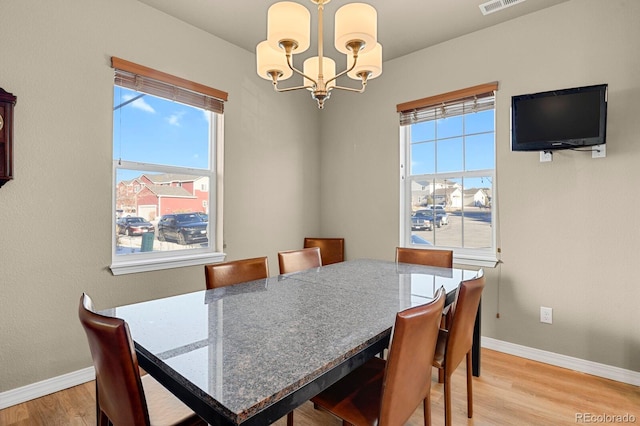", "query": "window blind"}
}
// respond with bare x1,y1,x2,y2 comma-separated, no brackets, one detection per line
397,82,498,126
111,57,227,114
